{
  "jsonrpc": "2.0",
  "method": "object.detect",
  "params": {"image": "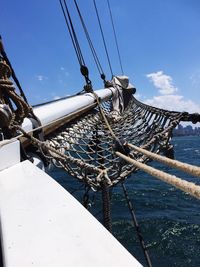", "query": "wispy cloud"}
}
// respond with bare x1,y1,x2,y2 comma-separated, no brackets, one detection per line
146,71,177,95
145,94,200,113
36,75,48,81
60,66,69,77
